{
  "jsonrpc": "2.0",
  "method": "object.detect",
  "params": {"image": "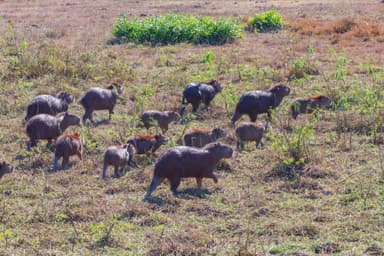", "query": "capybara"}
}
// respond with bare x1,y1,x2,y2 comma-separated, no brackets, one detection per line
25,91,75,122
291,95,332,119
127,134,167,154
139,110,180,133
53,133,83,170
183,128,226,148
0,161,13,179
79,83,123,124
145,142,233,198
235,122,268,151
231,84,290,124
180,80,223,116
26,112,81,150
102,144,135,178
